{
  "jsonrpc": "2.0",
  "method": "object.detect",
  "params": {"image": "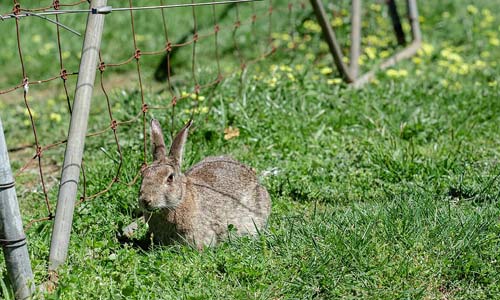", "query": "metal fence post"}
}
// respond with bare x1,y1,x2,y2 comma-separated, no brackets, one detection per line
48,0,108,272
0,117,34,300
